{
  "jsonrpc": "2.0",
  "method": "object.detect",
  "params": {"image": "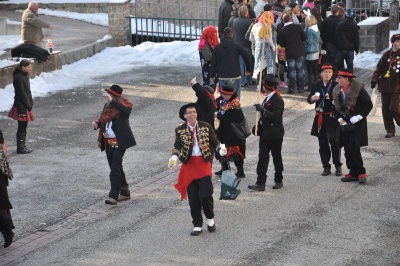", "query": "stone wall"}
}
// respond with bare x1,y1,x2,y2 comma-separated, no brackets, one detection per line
358,17,391,53
108,0,131,46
